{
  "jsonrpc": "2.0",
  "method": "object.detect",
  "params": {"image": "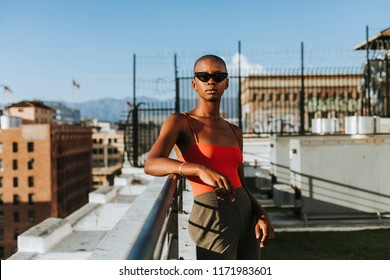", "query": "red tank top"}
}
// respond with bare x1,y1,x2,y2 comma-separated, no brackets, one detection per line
178,113,243,197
